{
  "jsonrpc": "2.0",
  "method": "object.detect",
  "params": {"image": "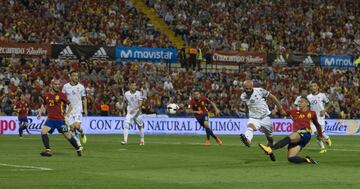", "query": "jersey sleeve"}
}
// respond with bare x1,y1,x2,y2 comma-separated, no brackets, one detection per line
201,96,210,104
259,88,270,98
286,109,295,116
14,102,20,109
